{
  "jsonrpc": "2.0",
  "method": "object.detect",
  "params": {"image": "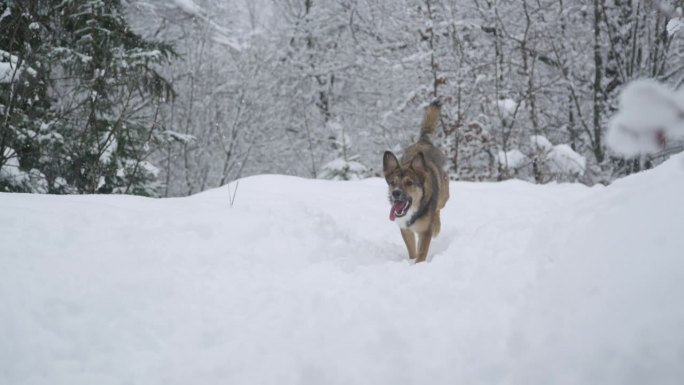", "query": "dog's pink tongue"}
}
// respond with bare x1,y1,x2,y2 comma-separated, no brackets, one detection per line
389,201,404,221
